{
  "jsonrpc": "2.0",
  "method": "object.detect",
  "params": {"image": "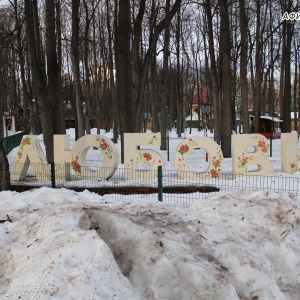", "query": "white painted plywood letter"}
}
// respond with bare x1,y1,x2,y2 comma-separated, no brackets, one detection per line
11,135,50,181
232,134,273,175
174,136,223,179
124,133,163,180
71,135,118,179
281,132,300,173
54,135,72,180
